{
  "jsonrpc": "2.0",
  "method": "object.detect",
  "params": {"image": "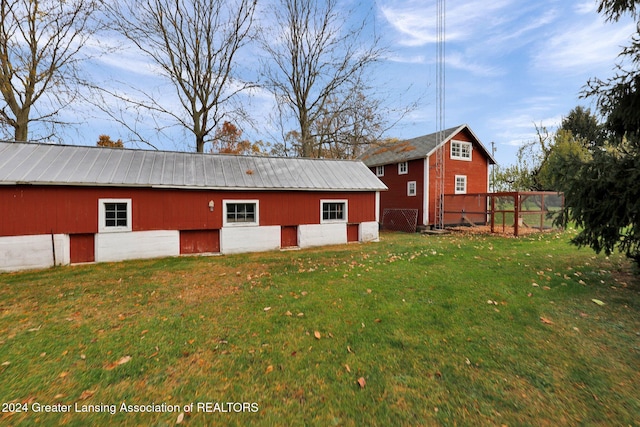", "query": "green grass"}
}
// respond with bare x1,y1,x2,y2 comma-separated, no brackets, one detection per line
0,230,638,426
